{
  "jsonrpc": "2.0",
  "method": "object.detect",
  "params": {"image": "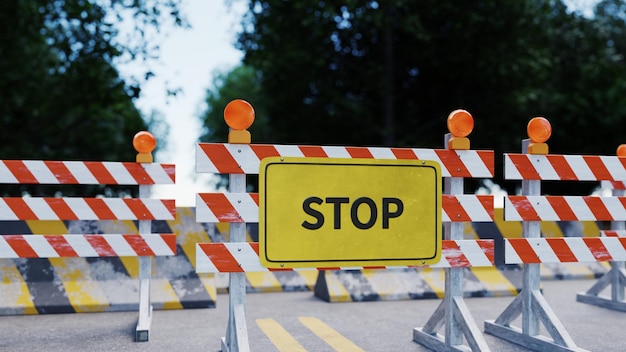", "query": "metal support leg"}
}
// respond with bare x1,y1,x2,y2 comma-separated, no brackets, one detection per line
484,142,584,352
413,175,491,352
